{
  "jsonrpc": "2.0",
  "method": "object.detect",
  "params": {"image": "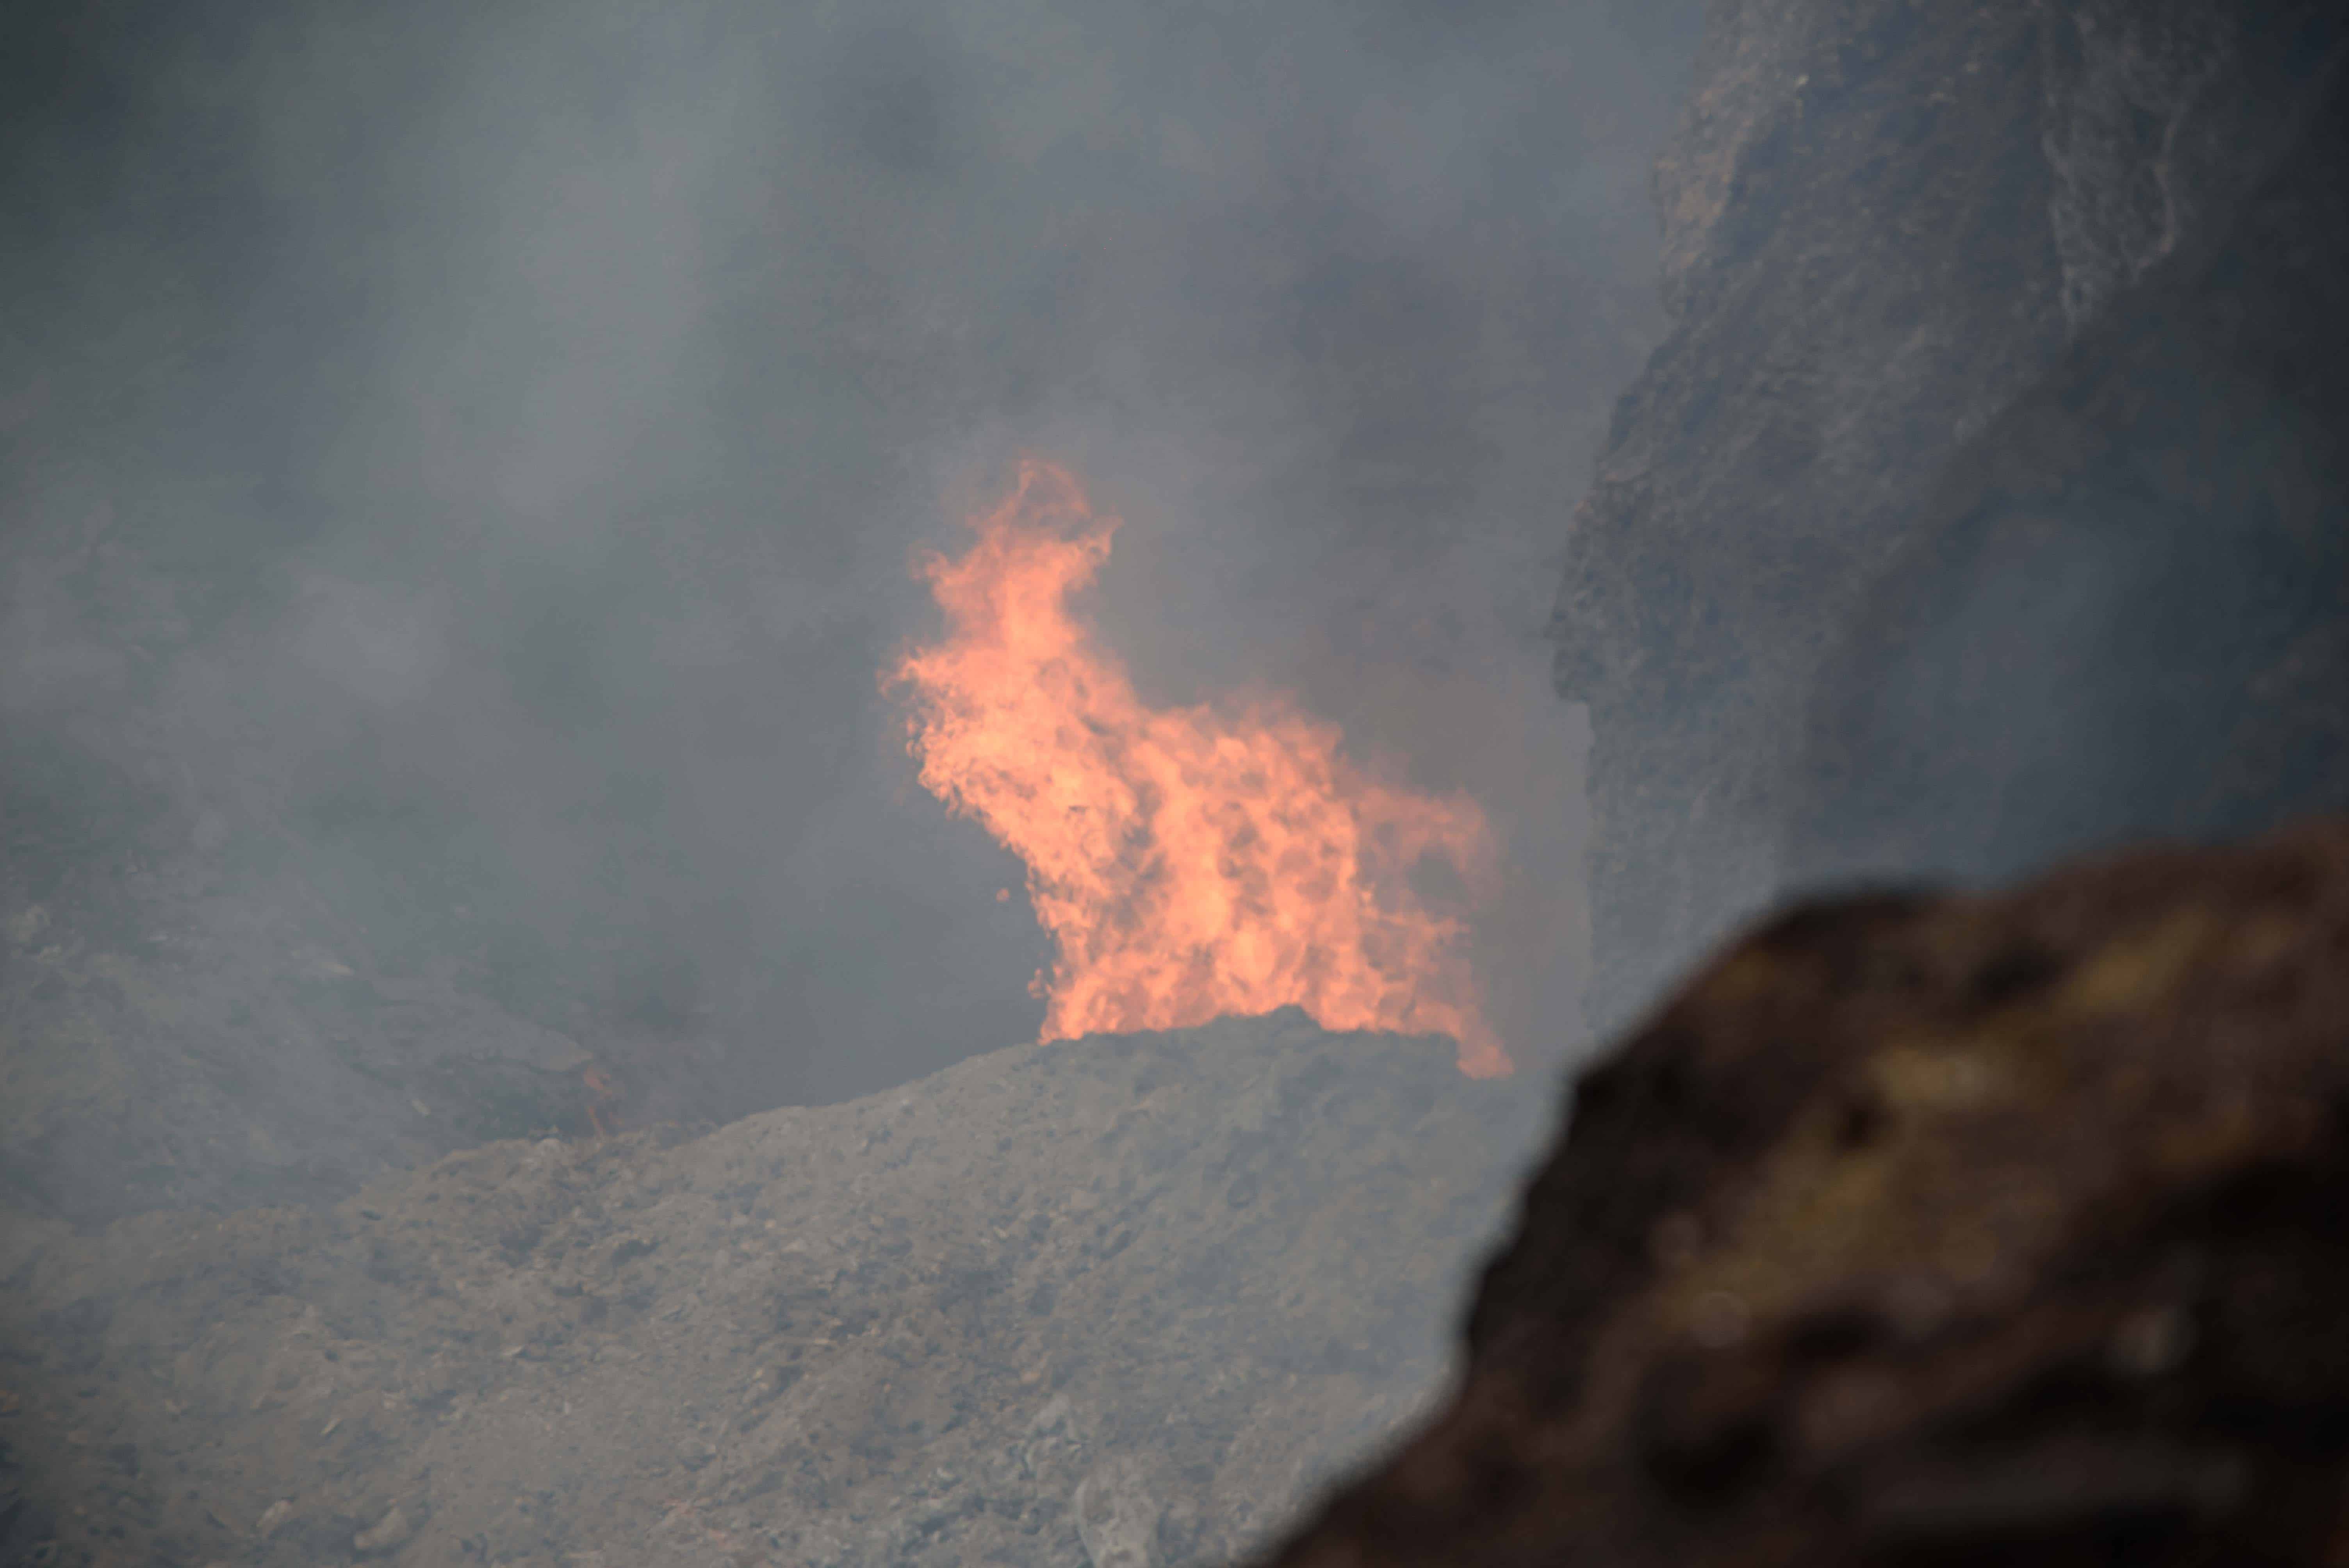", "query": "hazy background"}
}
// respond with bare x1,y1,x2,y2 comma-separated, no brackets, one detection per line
1,0,1703,1116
